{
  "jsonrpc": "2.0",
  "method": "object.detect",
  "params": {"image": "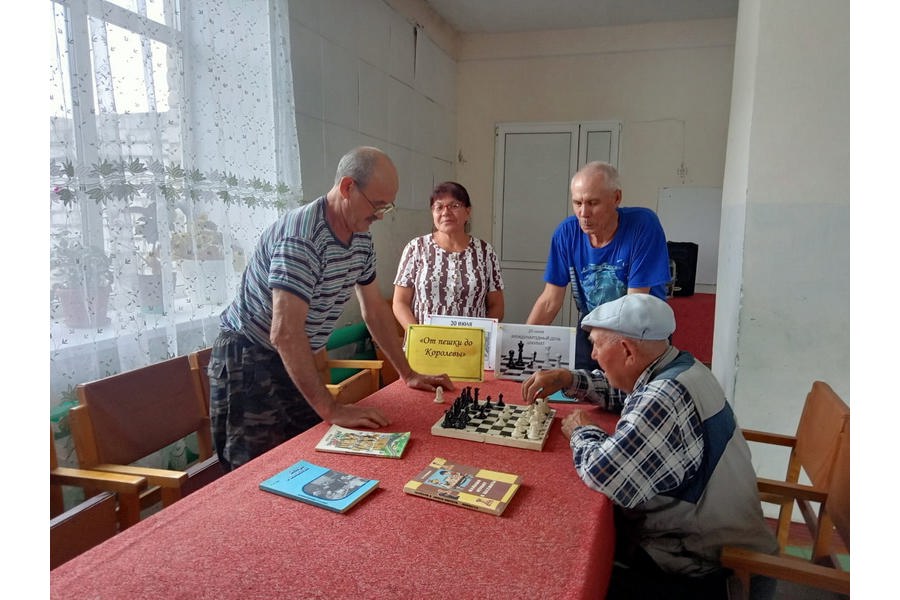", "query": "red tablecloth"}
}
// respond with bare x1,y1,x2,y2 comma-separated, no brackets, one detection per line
51,374,618,599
